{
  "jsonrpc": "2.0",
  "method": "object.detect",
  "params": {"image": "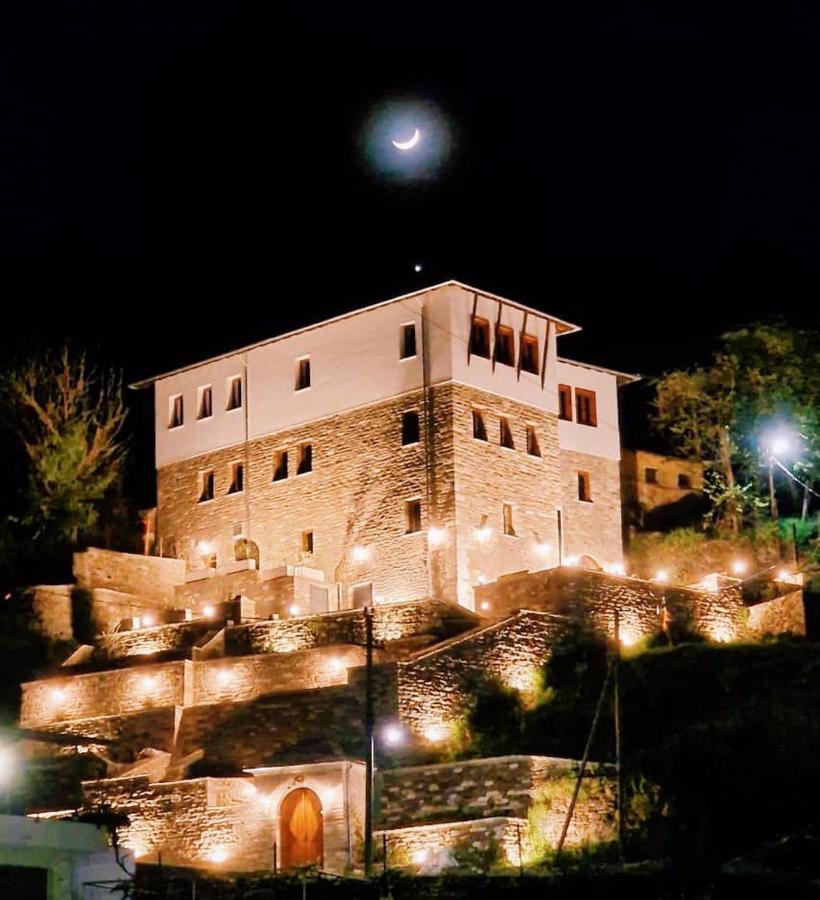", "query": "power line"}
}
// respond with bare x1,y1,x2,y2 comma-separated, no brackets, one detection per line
773,456,820,500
